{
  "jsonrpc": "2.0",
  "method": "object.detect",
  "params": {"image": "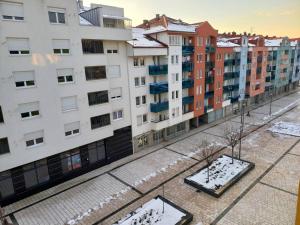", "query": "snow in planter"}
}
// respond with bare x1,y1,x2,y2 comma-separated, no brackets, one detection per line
113,197,186,225
268,121,300,137
186,155,249,191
